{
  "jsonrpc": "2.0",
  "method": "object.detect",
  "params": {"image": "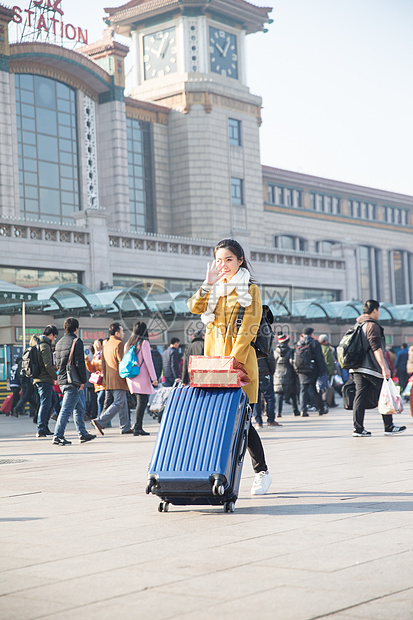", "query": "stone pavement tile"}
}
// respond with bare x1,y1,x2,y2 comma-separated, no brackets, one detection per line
254,535,413,573
31,590,210,620
12,564,190,607
337,587,413,619
171,584,377,620
0,593,69,620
